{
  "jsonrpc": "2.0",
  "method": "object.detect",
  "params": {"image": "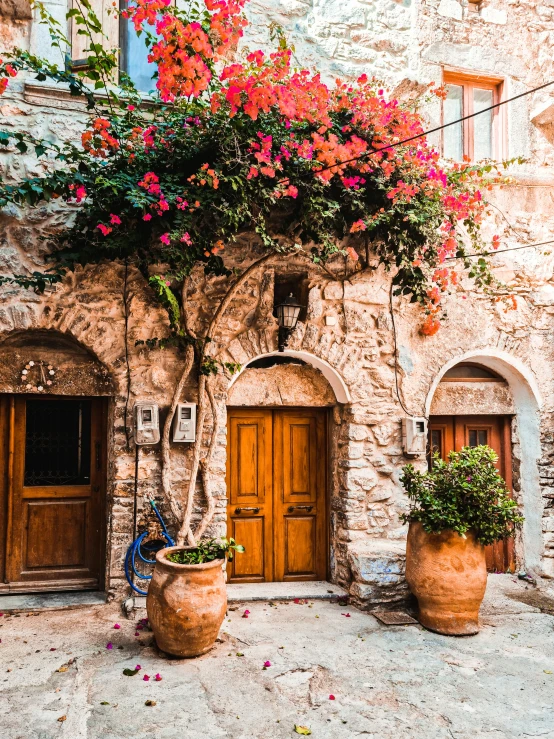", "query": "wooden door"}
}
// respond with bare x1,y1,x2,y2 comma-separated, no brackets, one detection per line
0,396,107,592
226,408,327,583
429,415,514,572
